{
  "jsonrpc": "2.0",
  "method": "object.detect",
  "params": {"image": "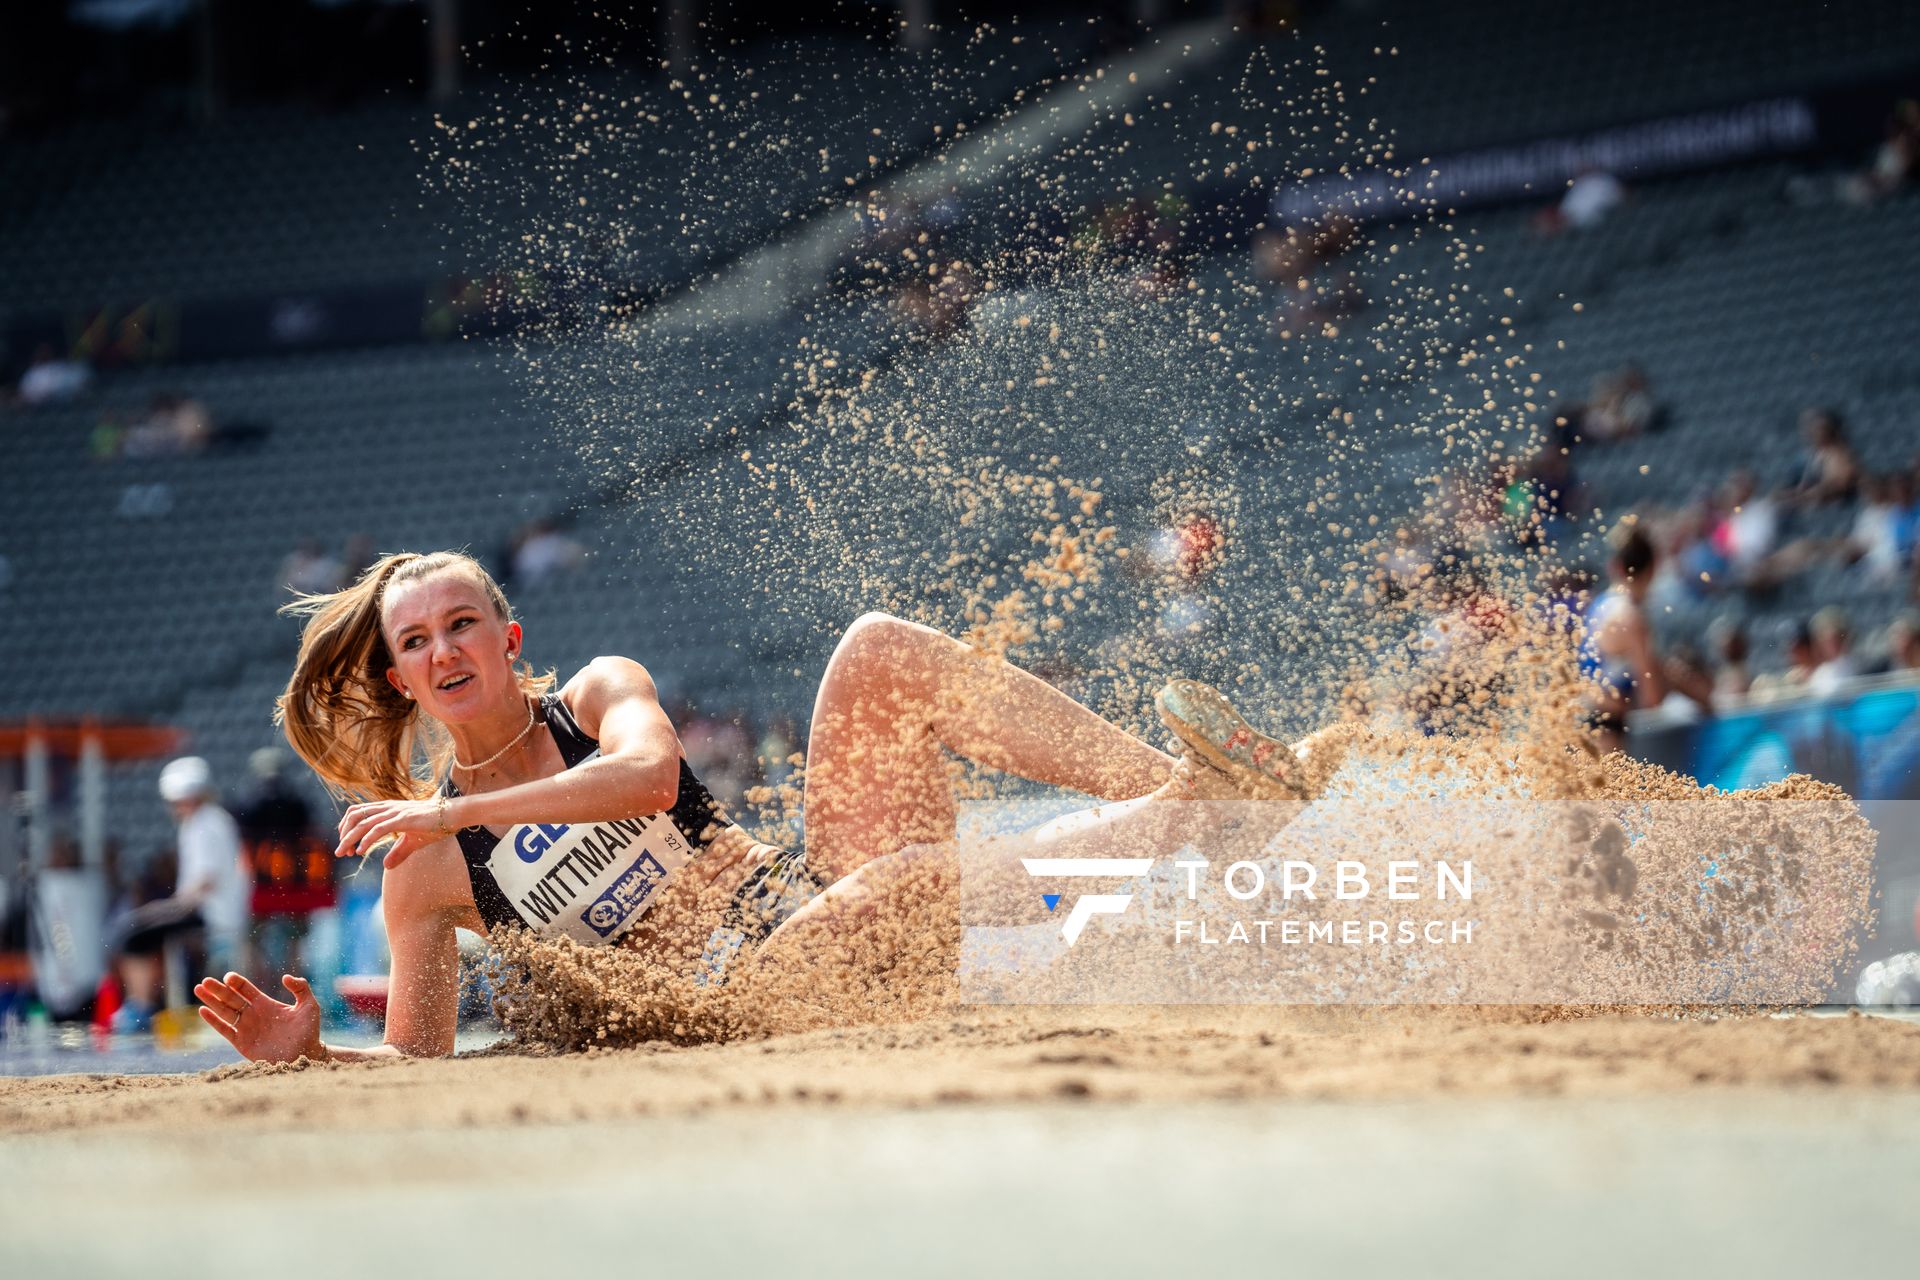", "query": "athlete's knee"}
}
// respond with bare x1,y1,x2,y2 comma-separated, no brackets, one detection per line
847,609,906,636
836,610,912,661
